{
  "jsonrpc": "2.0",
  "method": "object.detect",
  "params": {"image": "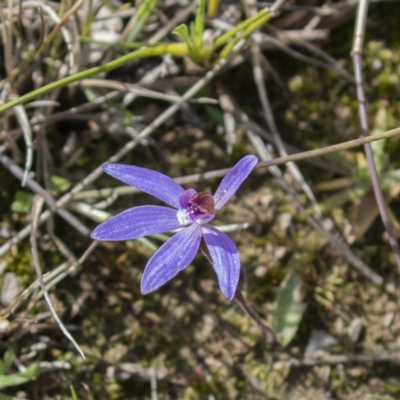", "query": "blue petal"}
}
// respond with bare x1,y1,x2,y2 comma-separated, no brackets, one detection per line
91,206,181,241
141,223,202,294
202,225,240,301
213,155,258,211
103,164,184,209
